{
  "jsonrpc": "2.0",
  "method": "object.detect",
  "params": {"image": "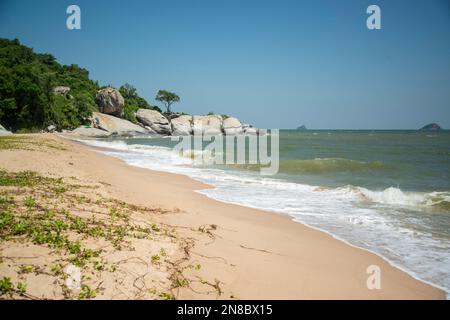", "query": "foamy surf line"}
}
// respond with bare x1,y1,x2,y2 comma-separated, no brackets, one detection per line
77,138,450,298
